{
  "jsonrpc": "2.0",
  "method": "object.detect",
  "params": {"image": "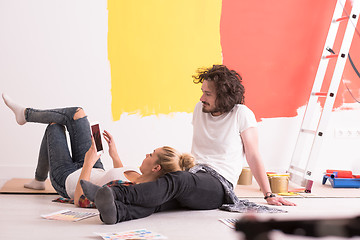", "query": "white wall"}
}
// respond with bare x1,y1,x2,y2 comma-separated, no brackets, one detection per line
1,0,359,183
0,0,193,178
259,104,360,180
